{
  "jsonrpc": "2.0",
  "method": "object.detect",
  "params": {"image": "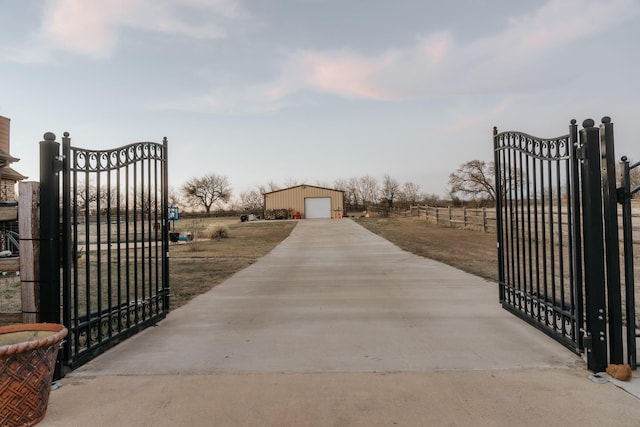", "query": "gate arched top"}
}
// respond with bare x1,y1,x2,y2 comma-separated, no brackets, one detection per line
69,141,166,172
494,130,572,161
